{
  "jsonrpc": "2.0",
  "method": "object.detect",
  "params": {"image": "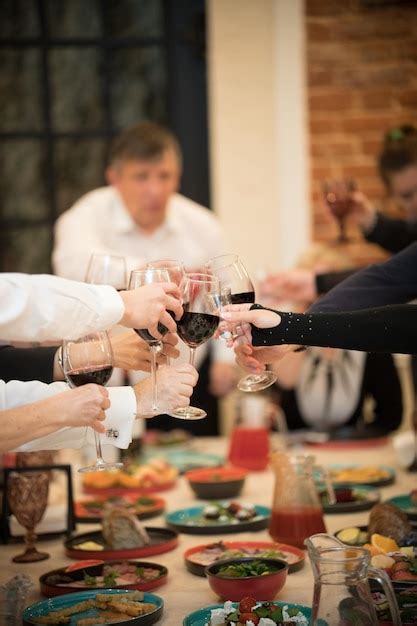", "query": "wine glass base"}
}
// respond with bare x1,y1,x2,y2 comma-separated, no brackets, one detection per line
78,462,123,474
237,371,277,393
169,406,207,420
12,548,49,563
